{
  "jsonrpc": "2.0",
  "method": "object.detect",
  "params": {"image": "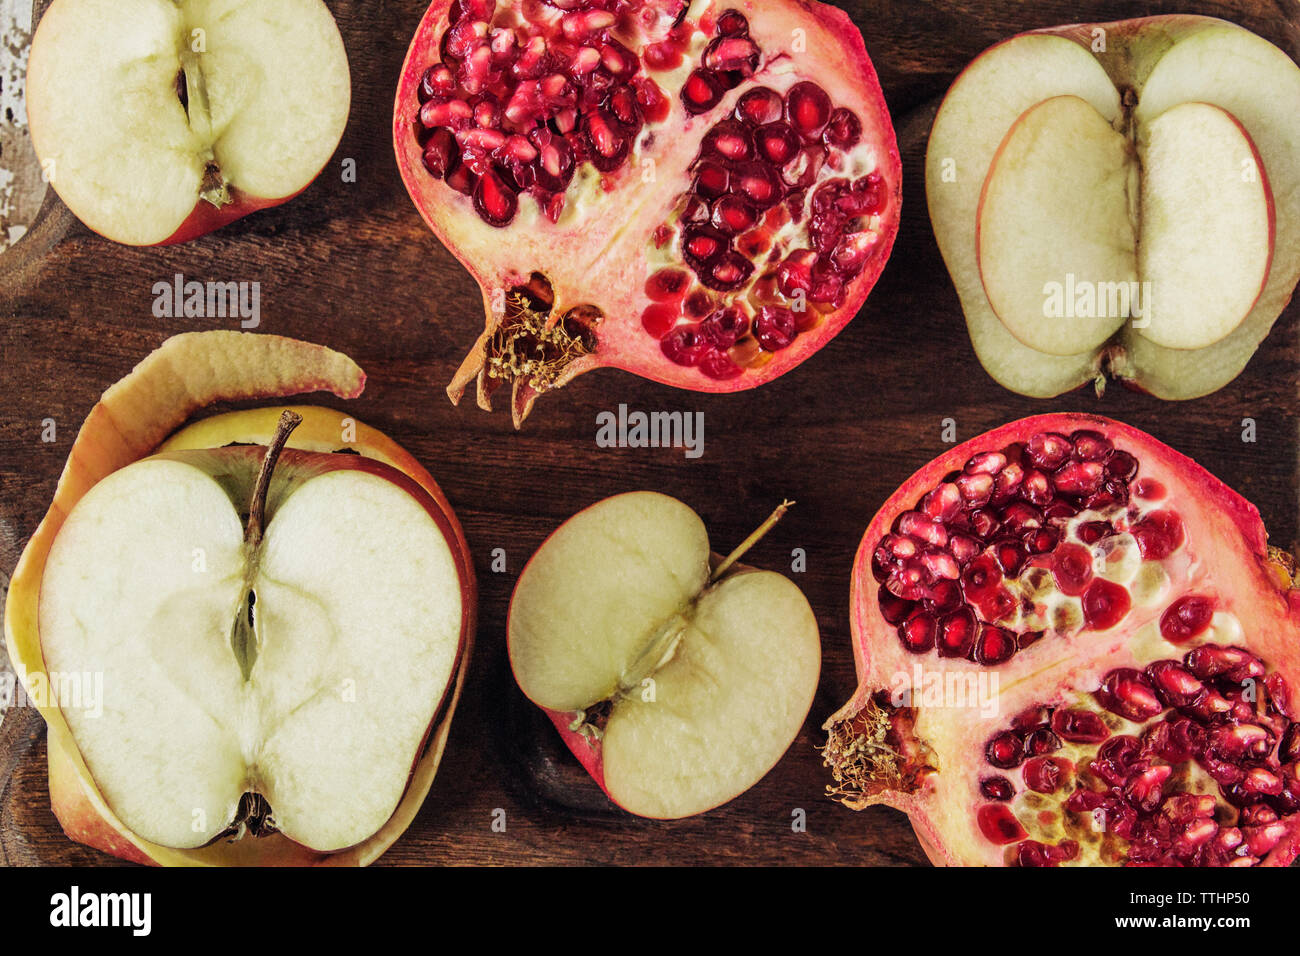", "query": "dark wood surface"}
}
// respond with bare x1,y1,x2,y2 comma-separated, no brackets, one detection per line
1,0,1298,866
